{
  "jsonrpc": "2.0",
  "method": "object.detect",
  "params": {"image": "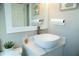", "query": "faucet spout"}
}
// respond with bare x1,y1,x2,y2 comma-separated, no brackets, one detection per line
37,26,40,34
